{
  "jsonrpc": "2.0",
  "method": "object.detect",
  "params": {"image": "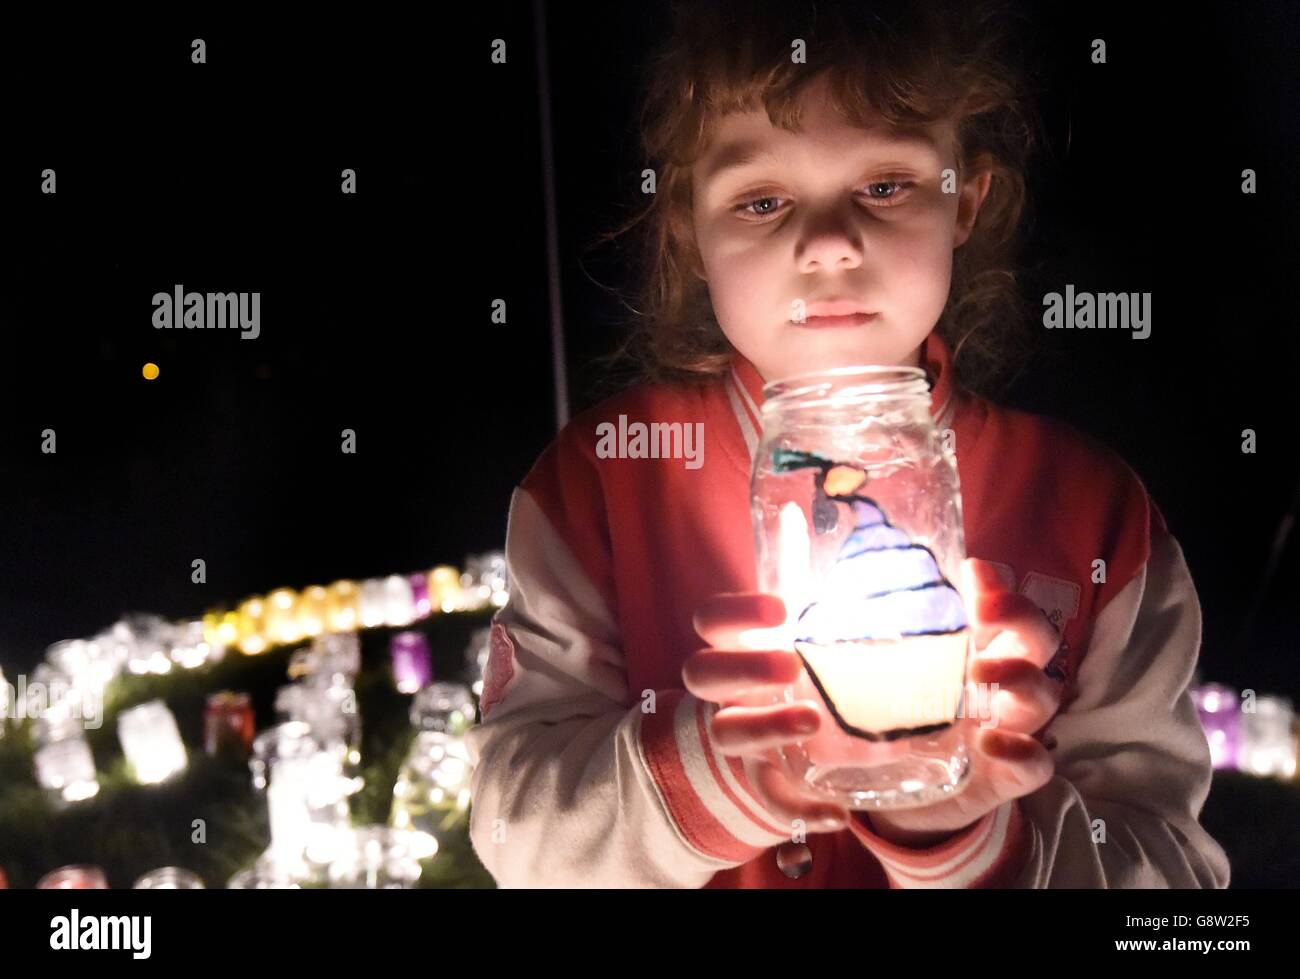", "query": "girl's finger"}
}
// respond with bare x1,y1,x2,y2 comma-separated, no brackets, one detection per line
979,620,1061,671
972,592,1061,667
969,657,1064,734
710,703,821,755
973,729,1056,798
961,558,1010,629
694,593,786,649
963,558,1010,595
682,648,803,702
752,759,849,834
